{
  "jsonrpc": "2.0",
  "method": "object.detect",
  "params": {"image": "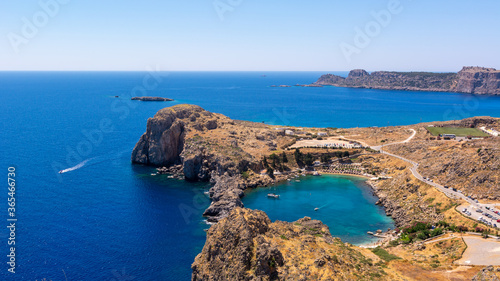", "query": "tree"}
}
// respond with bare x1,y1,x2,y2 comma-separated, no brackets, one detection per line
320,154,331,163
266,167,274,178
304,153,314,166
281,151,288,163
294,149,303,166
